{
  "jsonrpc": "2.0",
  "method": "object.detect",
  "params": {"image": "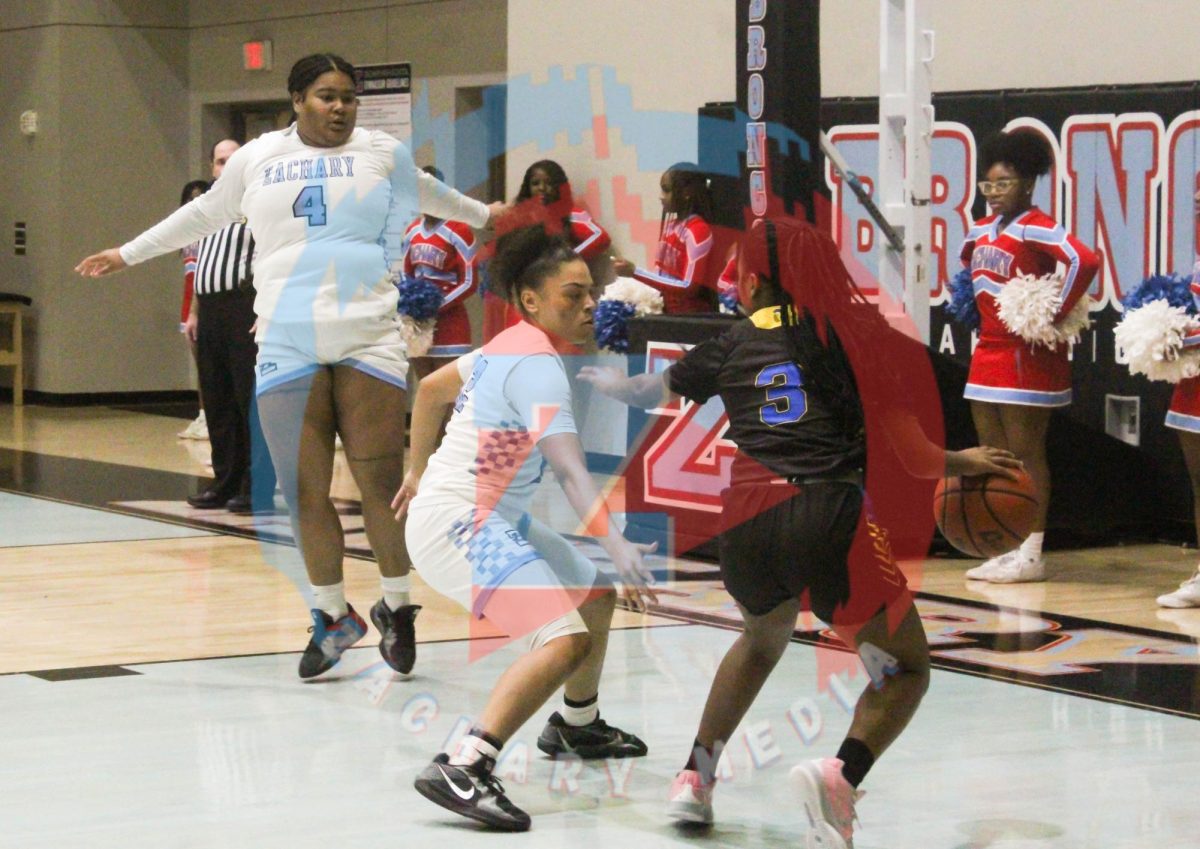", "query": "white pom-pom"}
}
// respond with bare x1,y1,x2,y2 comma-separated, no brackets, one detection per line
601,276,664,316
1055,292,1092,344
995,273,1092,349
399,314,436,358
1114,300,1200,383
